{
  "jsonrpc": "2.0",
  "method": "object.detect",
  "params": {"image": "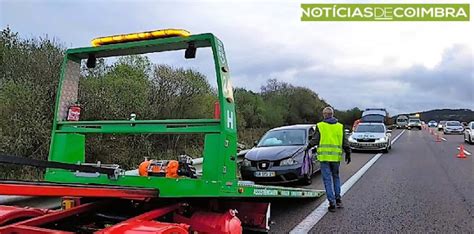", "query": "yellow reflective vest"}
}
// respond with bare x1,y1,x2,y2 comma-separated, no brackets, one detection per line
317,122,343,162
